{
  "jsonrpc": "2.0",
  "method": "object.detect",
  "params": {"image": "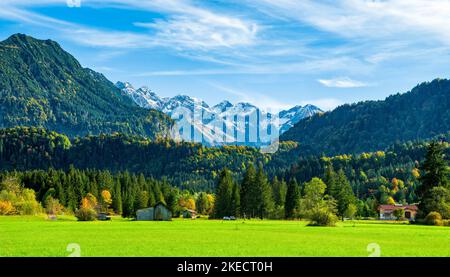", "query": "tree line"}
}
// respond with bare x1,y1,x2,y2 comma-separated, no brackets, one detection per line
0,167,213,219
213,141,450,224
212,163,356,226
0,126,265,191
